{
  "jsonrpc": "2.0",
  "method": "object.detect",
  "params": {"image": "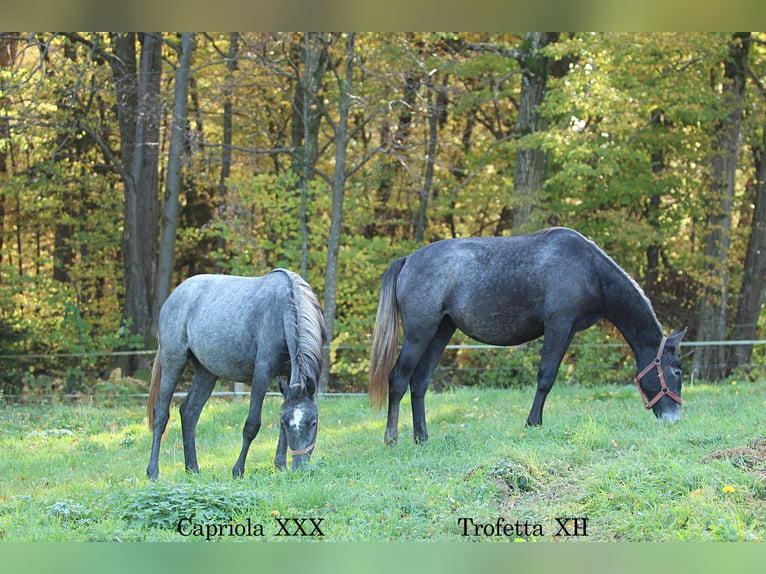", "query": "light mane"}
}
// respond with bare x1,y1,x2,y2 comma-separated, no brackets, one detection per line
273,269,326,391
